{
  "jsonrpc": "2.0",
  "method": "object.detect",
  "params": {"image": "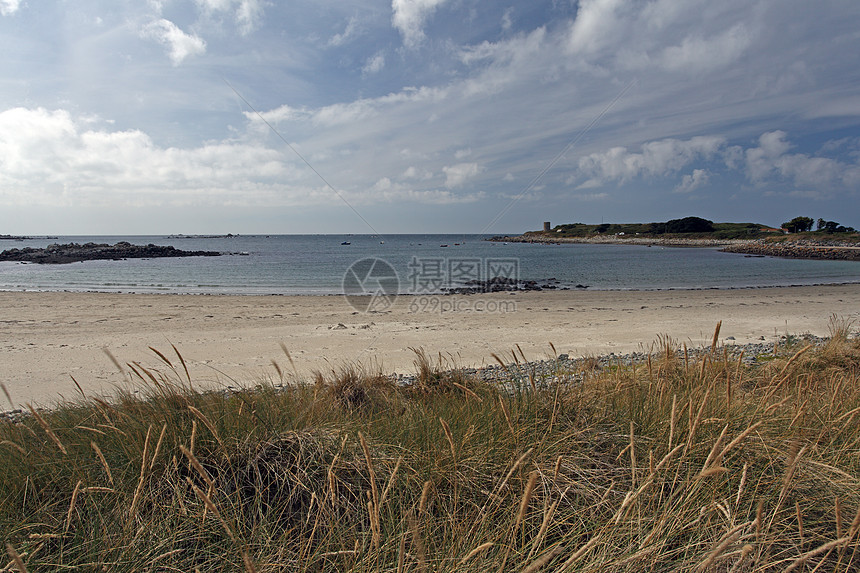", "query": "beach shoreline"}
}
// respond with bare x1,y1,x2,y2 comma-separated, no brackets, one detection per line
1,284,859,408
